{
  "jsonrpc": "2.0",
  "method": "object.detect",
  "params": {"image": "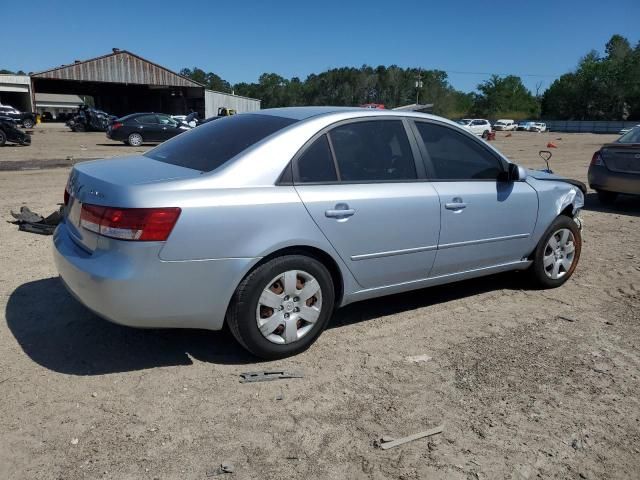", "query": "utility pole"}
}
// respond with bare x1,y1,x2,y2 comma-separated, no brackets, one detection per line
415,69,423,105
